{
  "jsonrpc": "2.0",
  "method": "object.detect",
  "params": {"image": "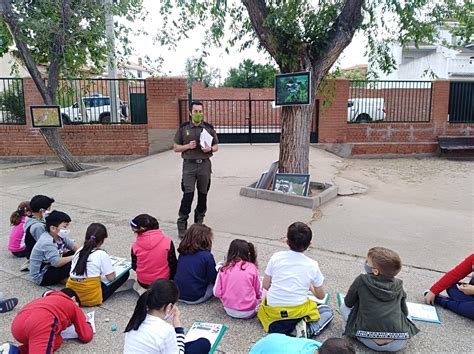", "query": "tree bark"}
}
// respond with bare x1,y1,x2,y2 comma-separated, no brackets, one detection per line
0,0,83,172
